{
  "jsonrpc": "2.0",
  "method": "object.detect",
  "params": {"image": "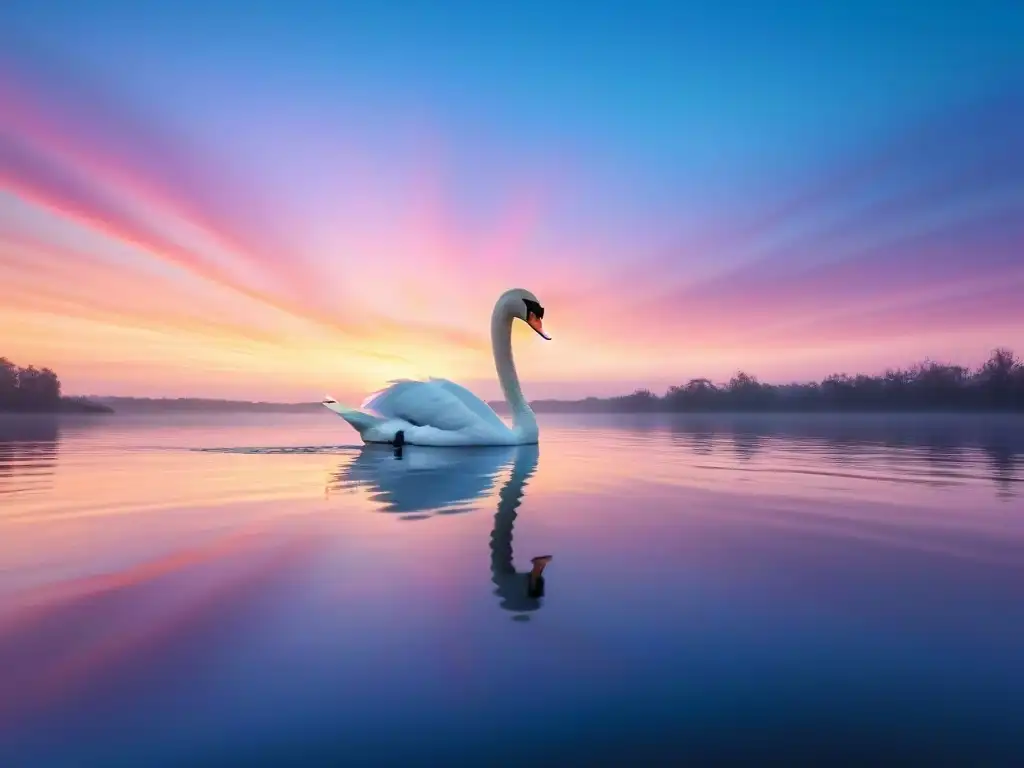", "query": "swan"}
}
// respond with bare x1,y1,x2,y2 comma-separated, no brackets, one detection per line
322,288,550,446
